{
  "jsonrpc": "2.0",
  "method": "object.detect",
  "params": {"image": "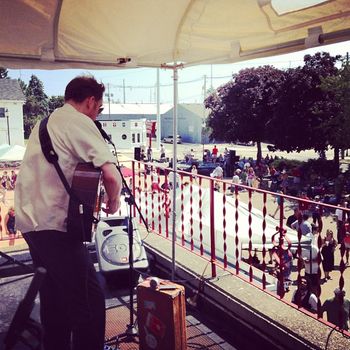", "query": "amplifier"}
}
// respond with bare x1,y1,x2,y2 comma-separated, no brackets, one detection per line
137,279,187,350
94,216,149,275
